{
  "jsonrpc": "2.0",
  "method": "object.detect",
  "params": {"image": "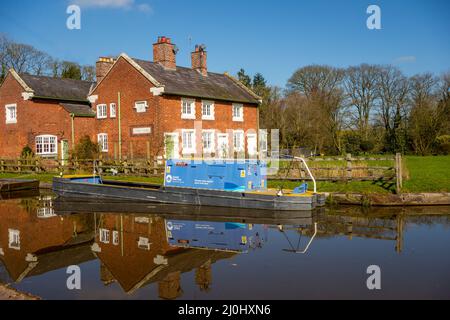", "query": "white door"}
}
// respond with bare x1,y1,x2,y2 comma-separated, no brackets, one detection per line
247,134,257,157
164,133,179,159
217,134,229,159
